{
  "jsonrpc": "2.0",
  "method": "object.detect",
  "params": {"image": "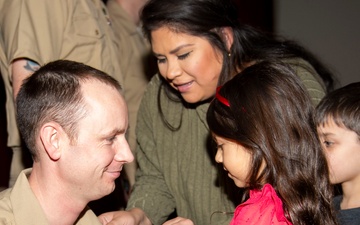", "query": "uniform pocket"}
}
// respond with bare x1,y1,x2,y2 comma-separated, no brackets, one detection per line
73,11,105,40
